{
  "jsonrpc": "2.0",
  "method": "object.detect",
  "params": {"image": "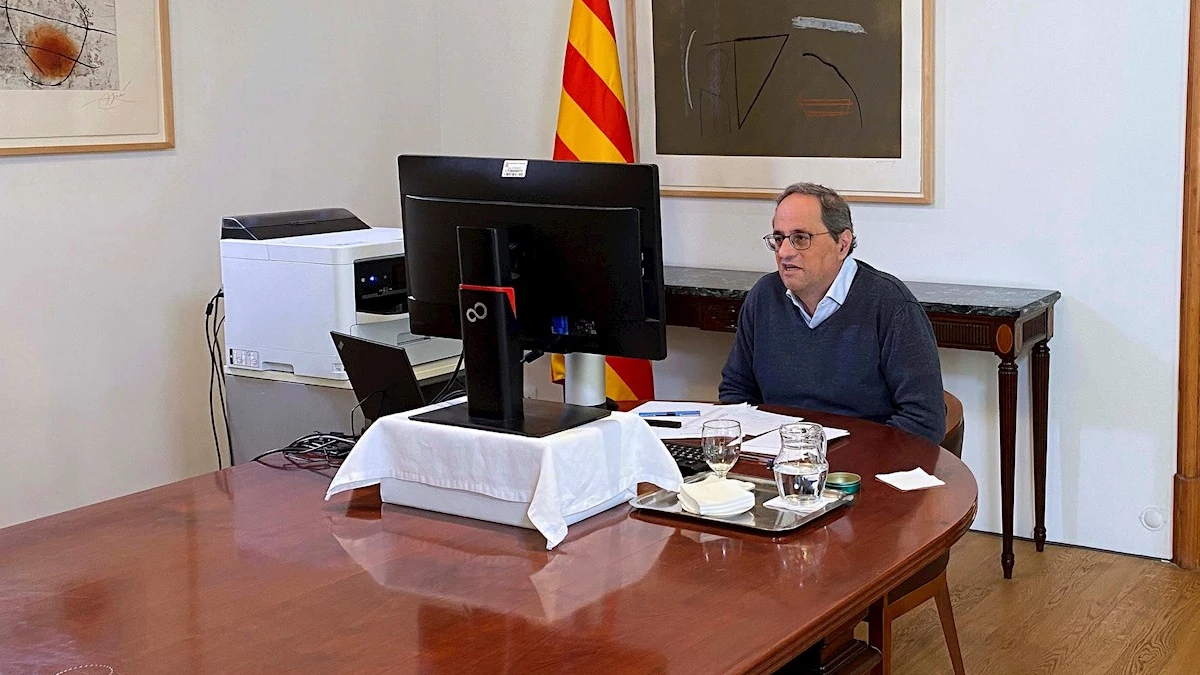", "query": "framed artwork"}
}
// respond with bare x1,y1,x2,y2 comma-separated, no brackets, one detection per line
626,0,934,203
0,0,174,156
